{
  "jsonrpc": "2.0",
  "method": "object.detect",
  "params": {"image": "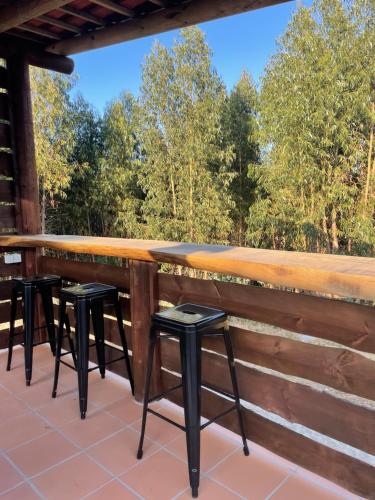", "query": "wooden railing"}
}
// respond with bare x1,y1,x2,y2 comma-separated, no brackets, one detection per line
0,235,374,498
